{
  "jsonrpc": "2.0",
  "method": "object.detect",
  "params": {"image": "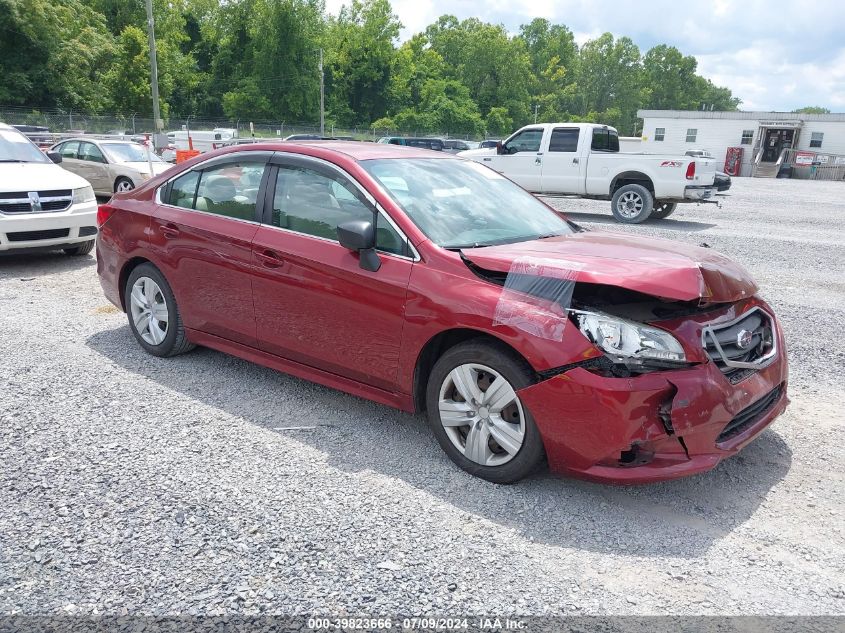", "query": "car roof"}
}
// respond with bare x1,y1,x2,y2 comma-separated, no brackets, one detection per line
214,140,453,162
